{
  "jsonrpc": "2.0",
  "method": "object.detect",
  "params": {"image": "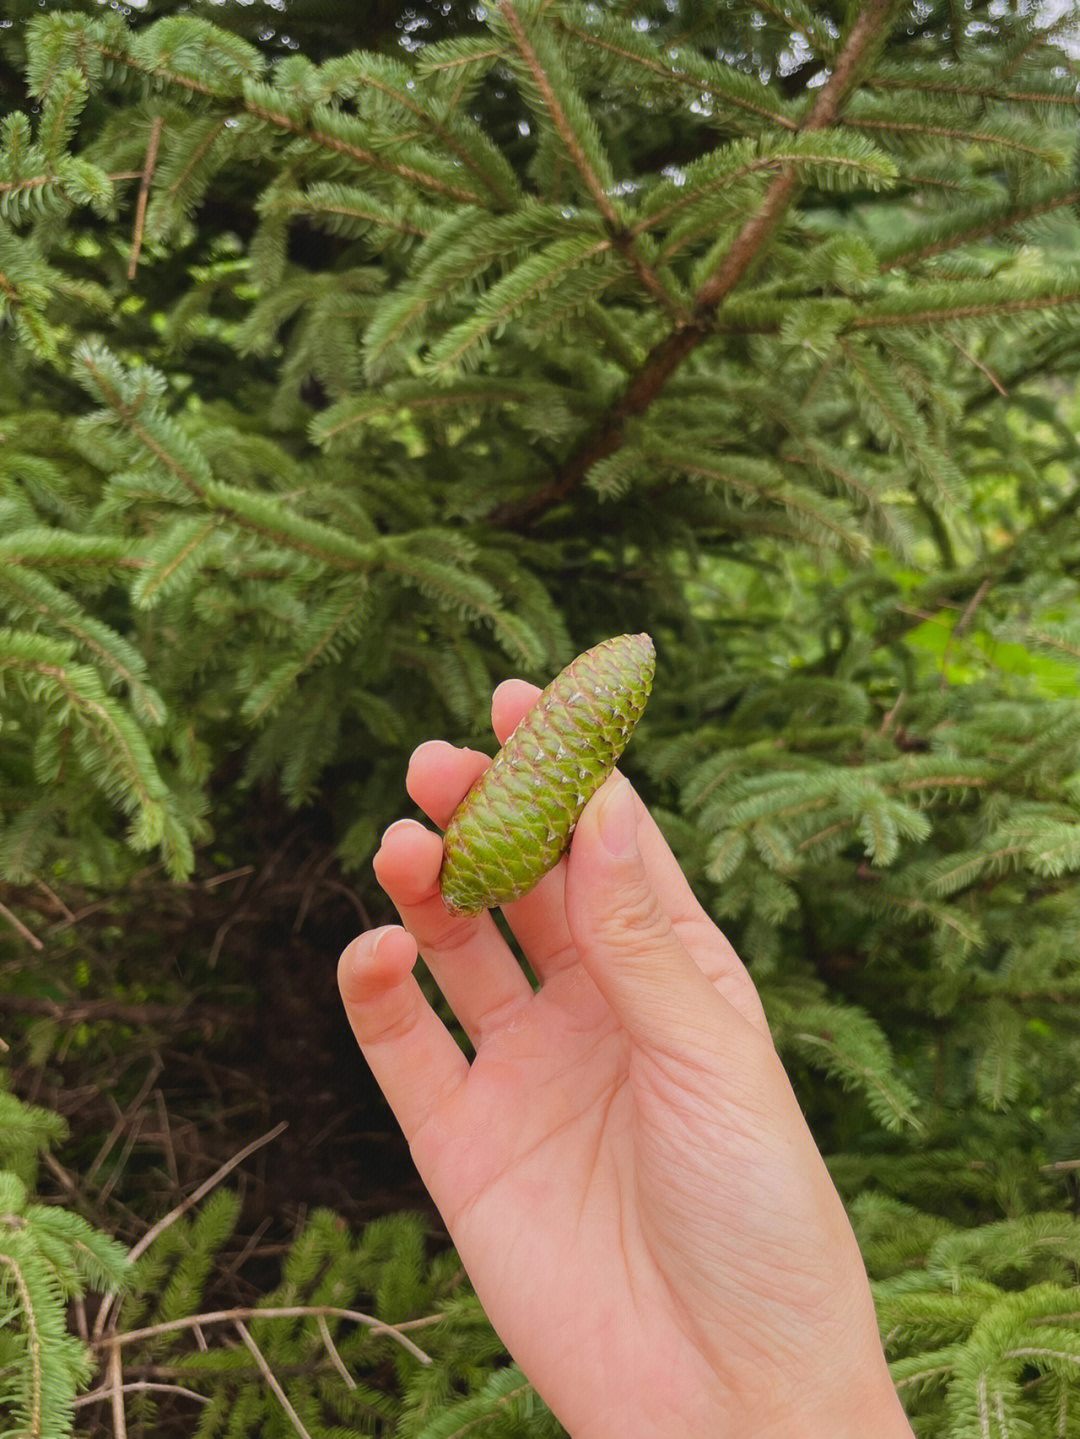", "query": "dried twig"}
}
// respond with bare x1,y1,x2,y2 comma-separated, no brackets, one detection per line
99,1304,434,1364
878,689,906,737
939,575,993,687
109,1344,127,1439
0,899,43,949
74,1380,210,1409
235,1320,316,1439
317,1313,356,1389
31,874,74,922
86,1058,163,1188
950,337,1008,396
128,1120,288,1267
93,1120,288,1339
154,1088,180,1197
